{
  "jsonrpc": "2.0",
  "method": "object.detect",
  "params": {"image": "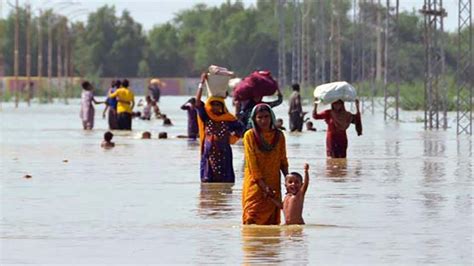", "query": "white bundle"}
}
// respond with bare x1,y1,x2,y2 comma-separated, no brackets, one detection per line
205,65,235,98
313,81,357,104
